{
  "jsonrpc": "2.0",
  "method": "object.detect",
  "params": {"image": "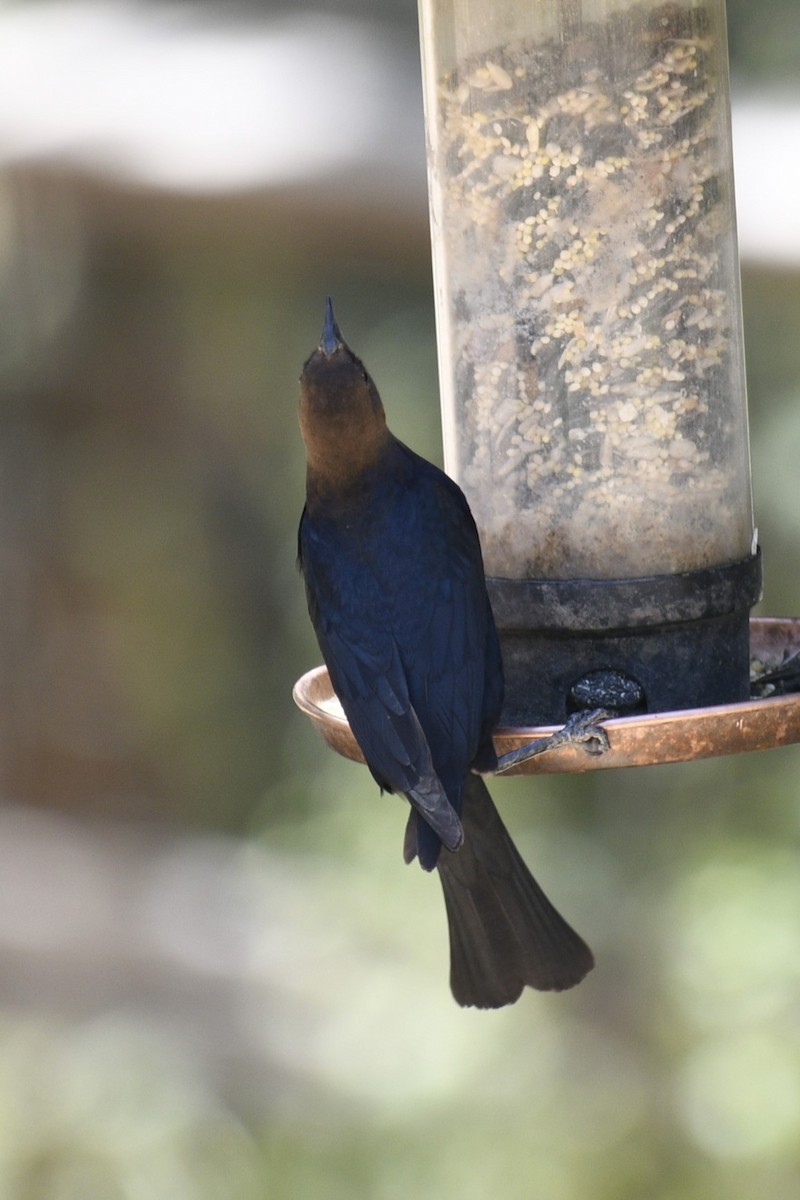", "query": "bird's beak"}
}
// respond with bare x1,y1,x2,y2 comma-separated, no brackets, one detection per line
319,297,344,356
